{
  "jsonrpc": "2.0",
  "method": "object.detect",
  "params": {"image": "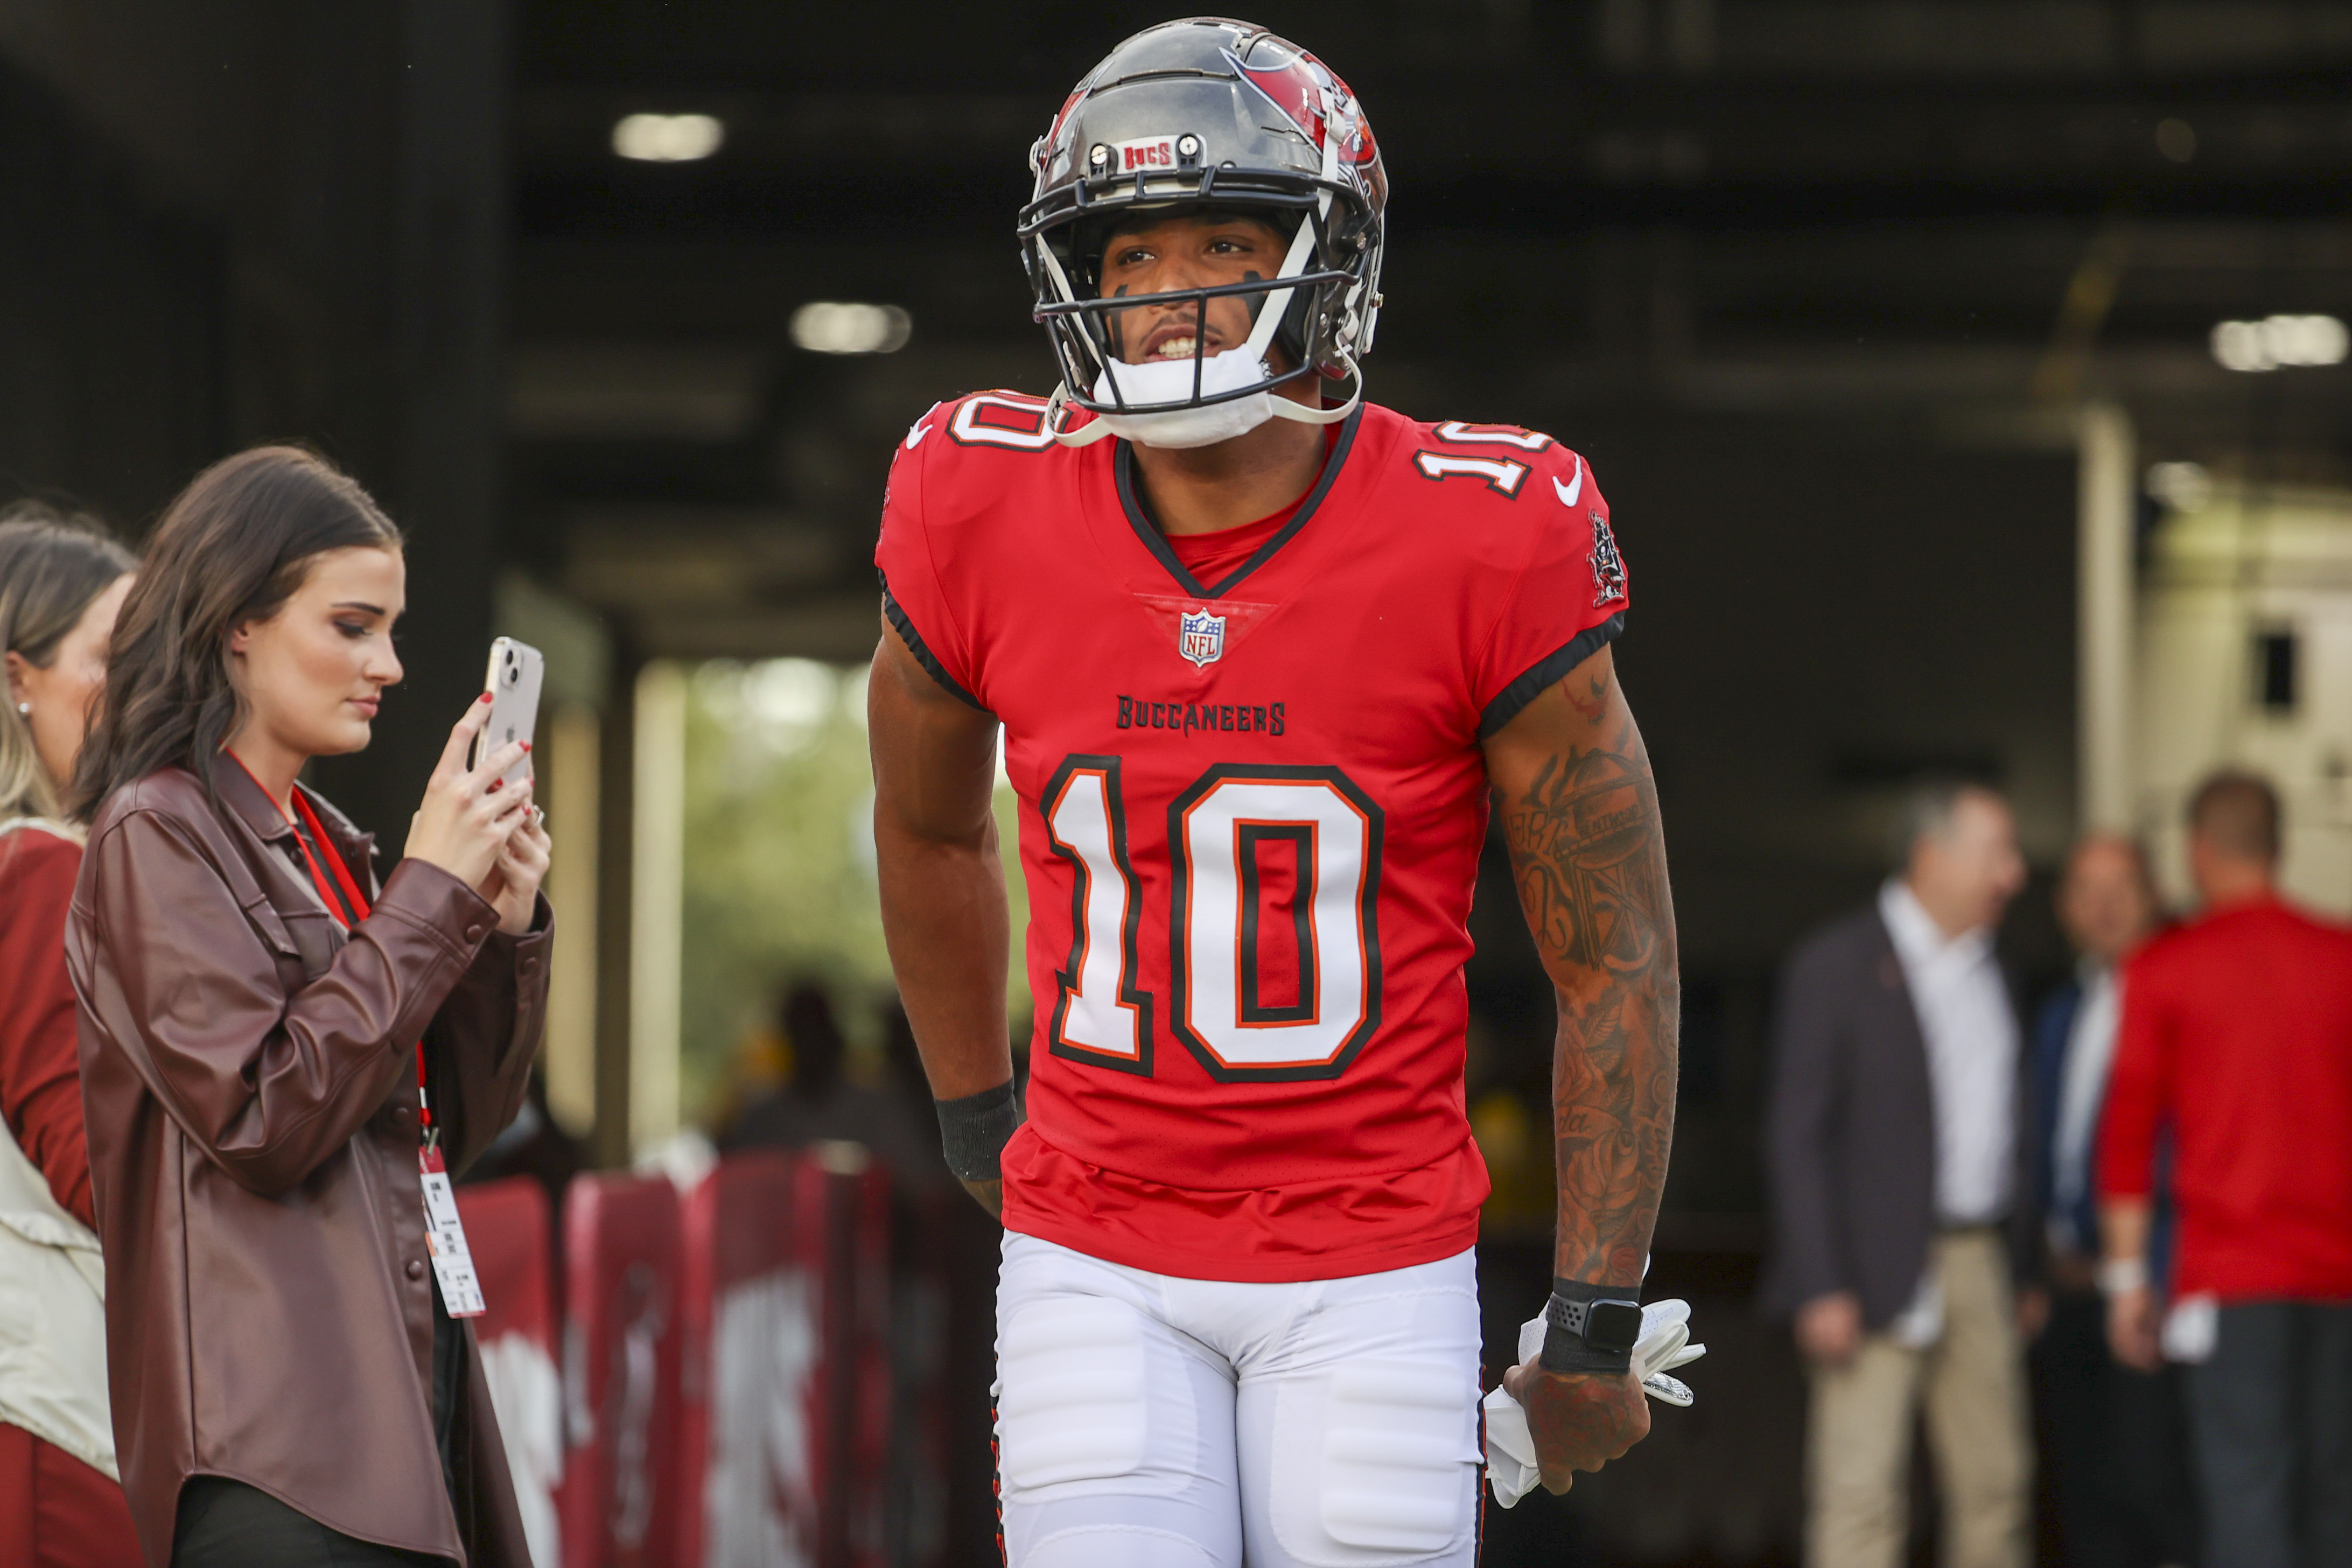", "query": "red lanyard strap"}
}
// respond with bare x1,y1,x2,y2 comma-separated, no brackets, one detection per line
289,789,372,925
282,783,433,1138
